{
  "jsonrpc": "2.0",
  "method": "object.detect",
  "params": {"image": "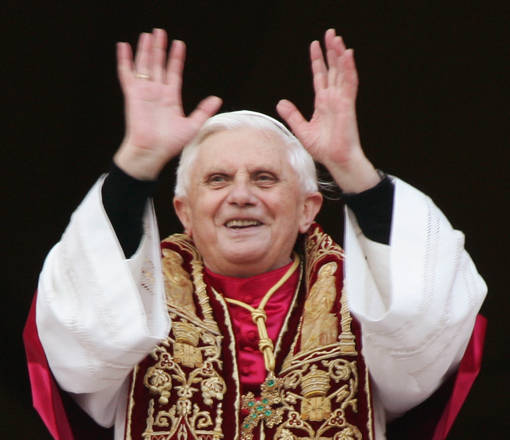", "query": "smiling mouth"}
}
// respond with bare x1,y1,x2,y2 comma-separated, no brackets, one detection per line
225,219,263,229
